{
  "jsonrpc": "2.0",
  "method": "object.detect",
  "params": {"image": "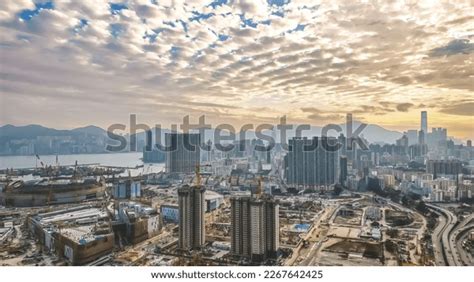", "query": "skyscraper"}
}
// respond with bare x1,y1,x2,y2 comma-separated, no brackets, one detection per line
339,156,348,186
418,130,425,145
231,196,251,258
231,190,279,263
286,137,338,188
405,130,418,146
396,134,409,154
178,184,206,251
428,127,448,148
143,130,165,163
421,111,428,134
165,133,201,174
